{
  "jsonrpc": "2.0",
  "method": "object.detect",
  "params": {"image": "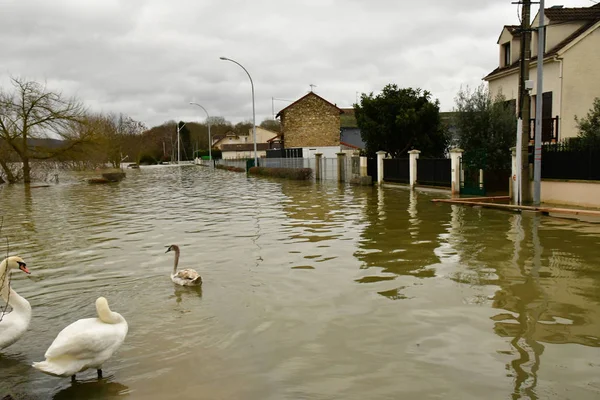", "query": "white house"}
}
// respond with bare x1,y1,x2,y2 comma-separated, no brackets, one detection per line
484,3,600,141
